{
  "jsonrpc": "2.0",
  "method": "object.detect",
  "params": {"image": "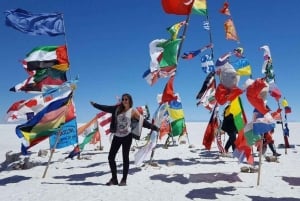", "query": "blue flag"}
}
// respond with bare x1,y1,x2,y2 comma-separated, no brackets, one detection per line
5,8,65,36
